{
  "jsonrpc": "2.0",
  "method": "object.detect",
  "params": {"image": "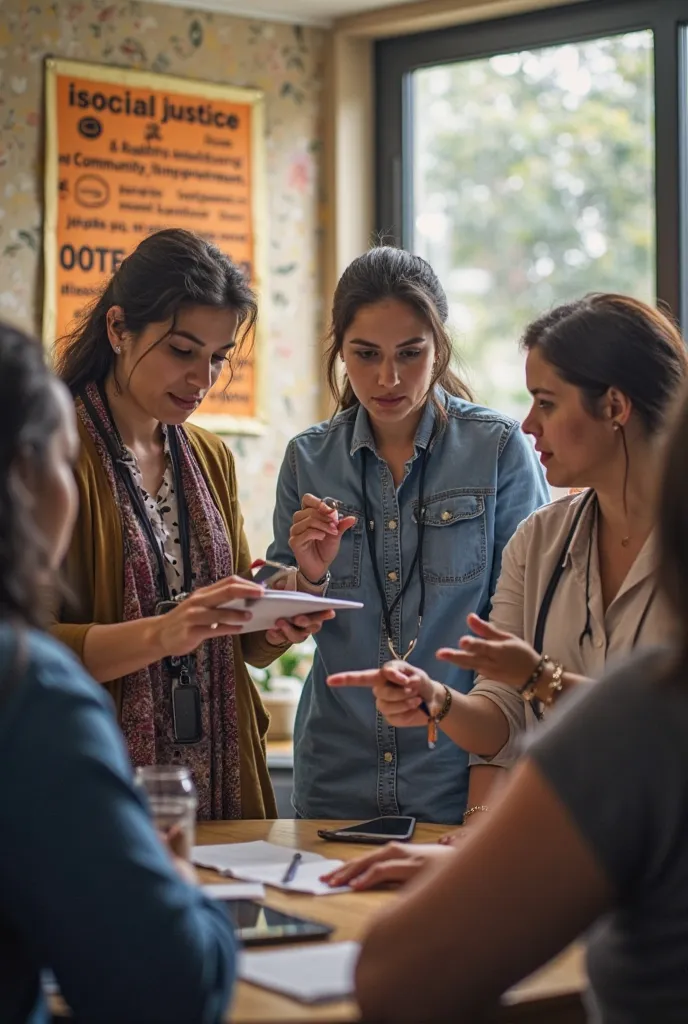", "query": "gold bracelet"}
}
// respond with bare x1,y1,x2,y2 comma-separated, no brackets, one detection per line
544,662,565,706
462,805,489,824
519,654,549,696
